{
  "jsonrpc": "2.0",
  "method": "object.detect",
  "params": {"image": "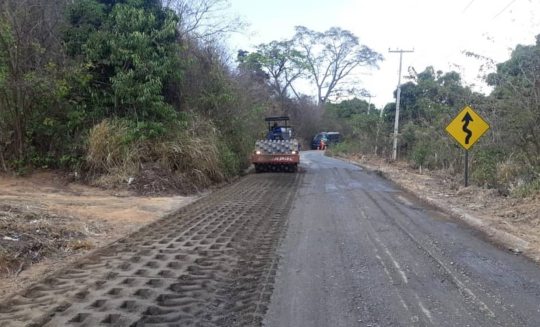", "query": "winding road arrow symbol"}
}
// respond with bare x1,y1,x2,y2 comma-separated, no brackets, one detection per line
446,105,489,150
462,112,473,145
